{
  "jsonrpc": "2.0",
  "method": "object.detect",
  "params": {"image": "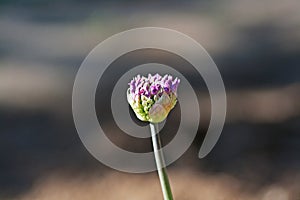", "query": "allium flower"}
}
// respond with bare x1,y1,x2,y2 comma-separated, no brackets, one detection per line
127,73,180,123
